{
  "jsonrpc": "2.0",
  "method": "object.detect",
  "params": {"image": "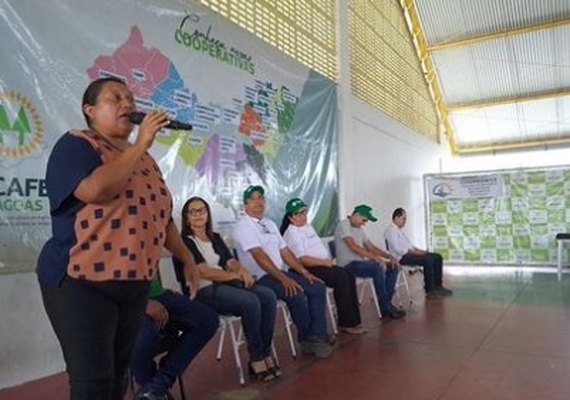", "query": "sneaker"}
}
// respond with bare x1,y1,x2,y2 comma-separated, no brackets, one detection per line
301,340,334,358
134,389,174,400
382,305,406,319
436,286,453,296
312,341,334,358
